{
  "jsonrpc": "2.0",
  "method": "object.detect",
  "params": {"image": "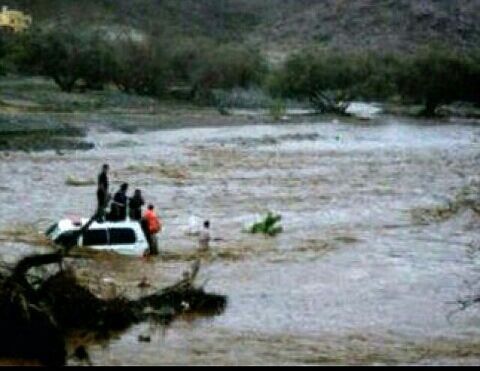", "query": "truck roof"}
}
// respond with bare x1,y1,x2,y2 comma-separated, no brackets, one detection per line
57,218,142,231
